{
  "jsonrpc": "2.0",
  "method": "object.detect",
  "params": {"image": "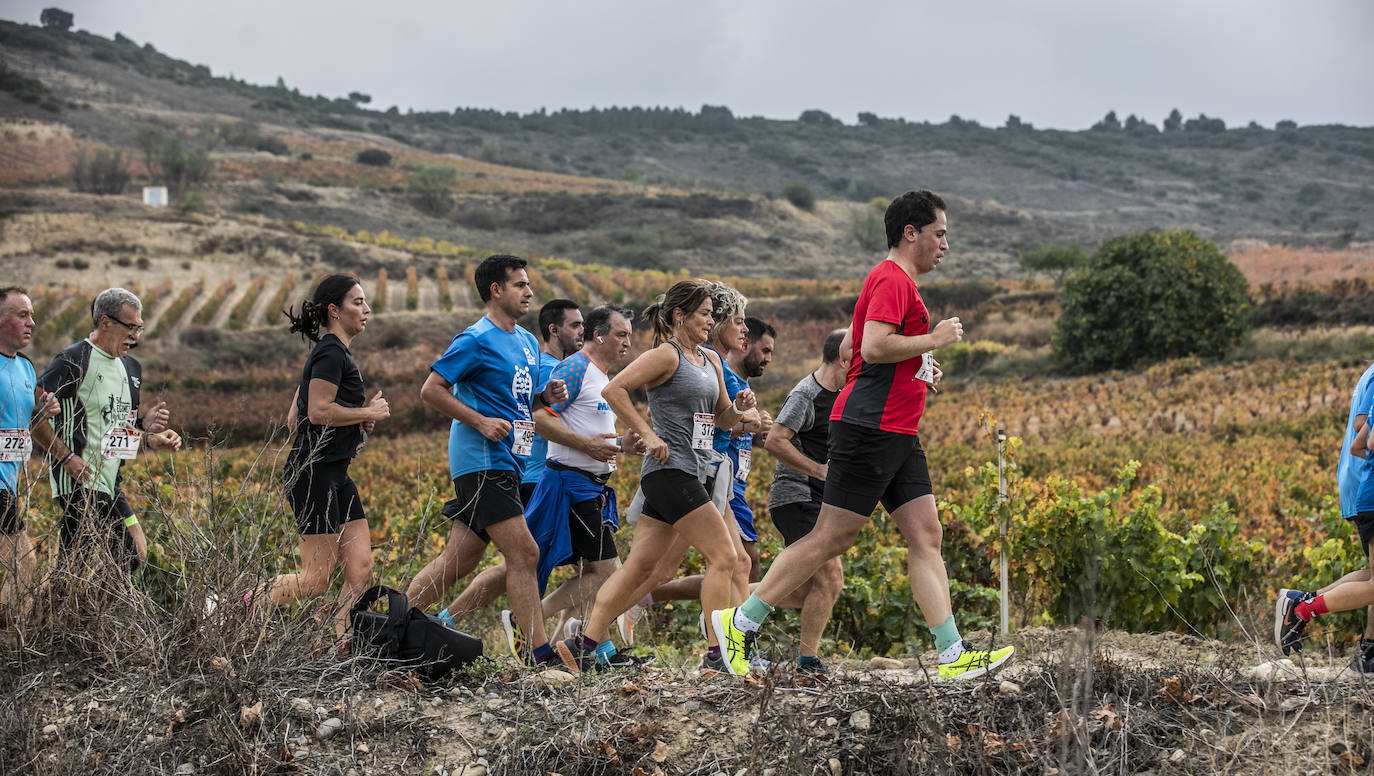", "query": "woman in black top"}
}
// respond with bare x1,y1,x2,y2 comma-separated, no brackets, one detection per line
245,275,389,640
